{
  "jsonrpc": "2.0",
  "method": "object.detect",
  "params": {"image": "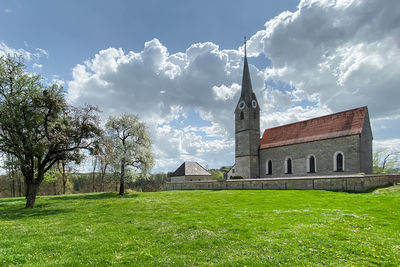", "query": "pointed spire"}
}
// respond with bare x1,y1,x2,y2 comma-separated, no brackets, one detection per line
241,36,253,105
